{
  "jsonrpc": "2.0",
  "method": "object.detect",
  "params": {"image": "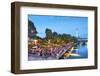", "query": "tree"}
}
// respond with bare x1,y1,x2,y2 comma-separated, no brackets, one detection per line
52,32,58,38
45,28,53,39
28,20,37,38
